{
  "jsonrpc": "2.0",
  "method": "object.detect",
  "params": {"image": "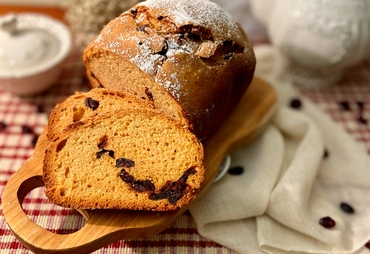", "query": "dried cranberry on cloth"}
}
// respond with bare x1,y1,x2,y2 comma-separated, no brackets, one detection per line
188,44,370,254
